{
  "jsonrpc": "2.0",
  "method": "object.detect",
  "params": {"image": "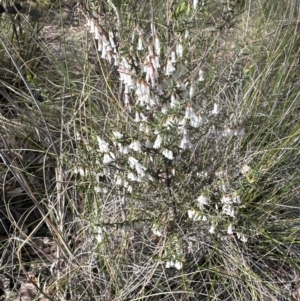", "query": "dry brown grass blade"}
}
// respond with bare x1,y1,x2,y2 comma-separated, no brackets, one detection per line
0,134,73,261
